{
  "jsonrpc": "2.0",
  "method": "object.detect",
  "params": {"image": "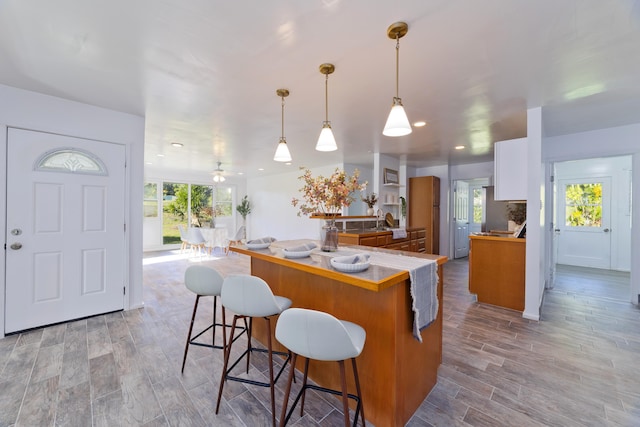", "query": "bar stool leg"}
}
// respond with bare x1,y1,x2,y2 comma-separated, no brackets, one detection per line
338,360,350,426
215,309,238,414
351,358,366,426
278,353,298,427
266,317,276,427
181,295,201,373
299,358,310,416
